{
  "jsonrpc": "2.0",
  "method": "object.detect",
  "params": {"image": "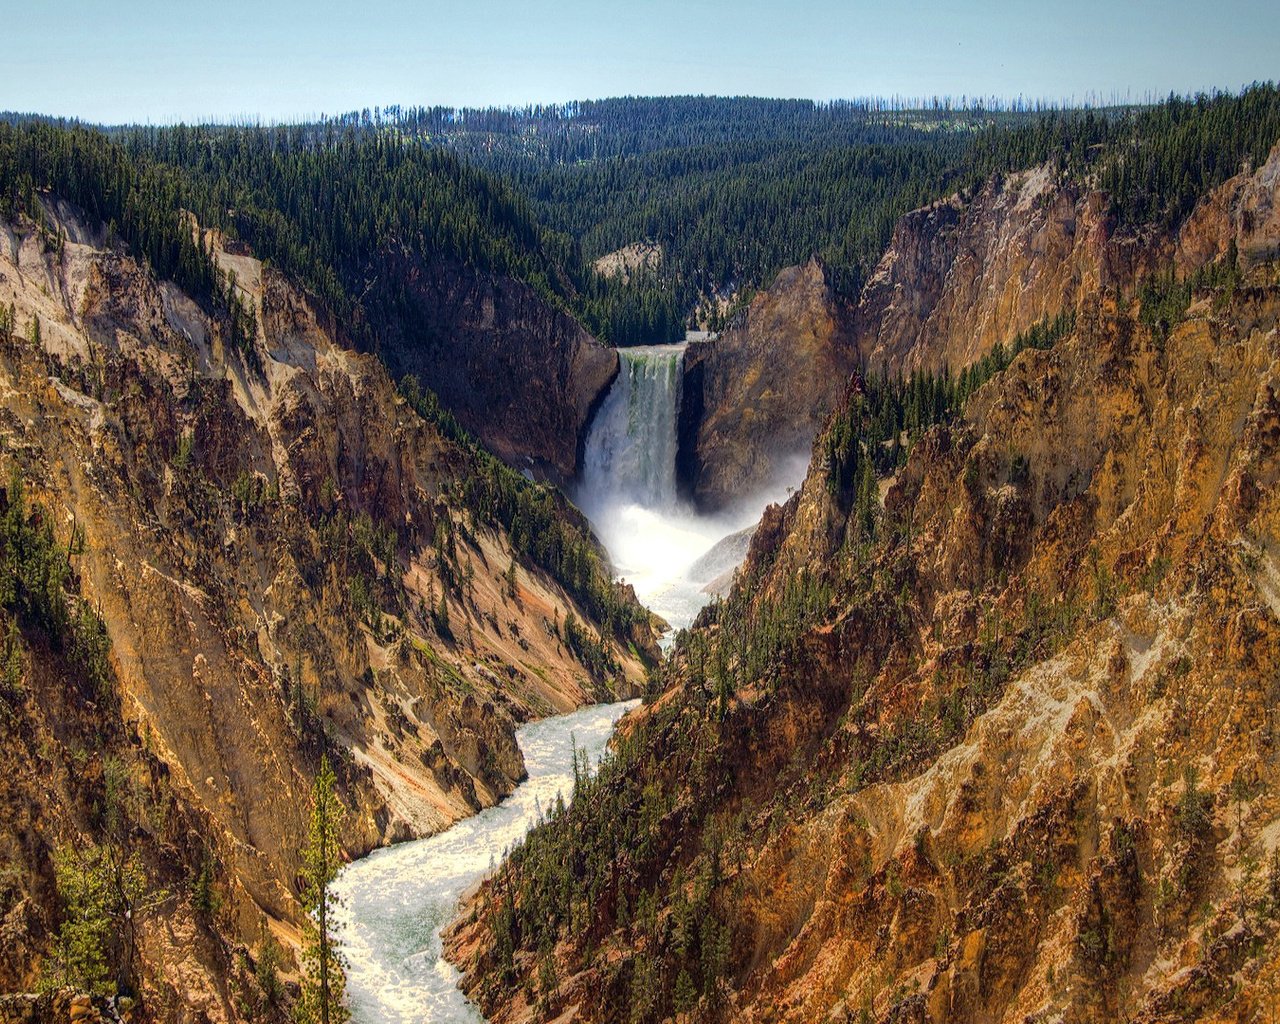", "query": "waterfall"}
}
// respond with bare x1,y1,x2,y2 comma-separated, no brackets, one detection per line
576,339,799,631
580,343,686,511
576,341,738,631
